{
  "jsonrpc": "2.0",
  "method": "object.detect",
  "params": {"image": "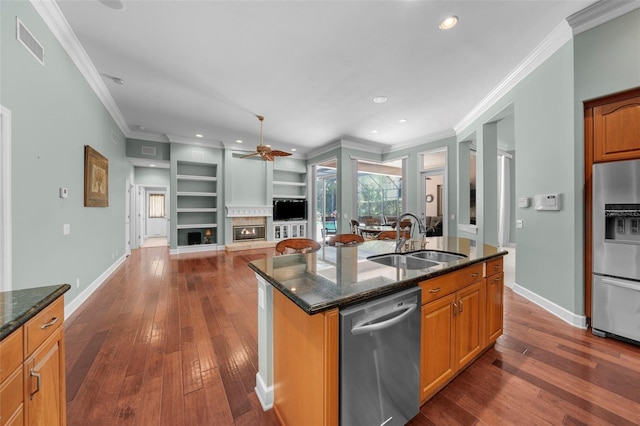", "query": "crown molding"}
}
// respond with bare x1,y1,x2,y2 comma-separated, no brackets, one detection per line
387,128,457,153
454,20,573,134
165,133,224,149
567,0,640,35
30,0,129,136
